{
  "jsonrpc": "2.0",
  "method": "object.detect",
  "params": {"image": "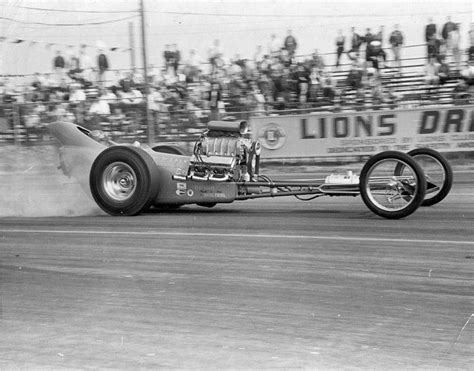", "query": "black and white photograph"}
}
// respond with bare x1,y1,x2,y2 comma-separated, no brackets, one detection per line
0,0,473,369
